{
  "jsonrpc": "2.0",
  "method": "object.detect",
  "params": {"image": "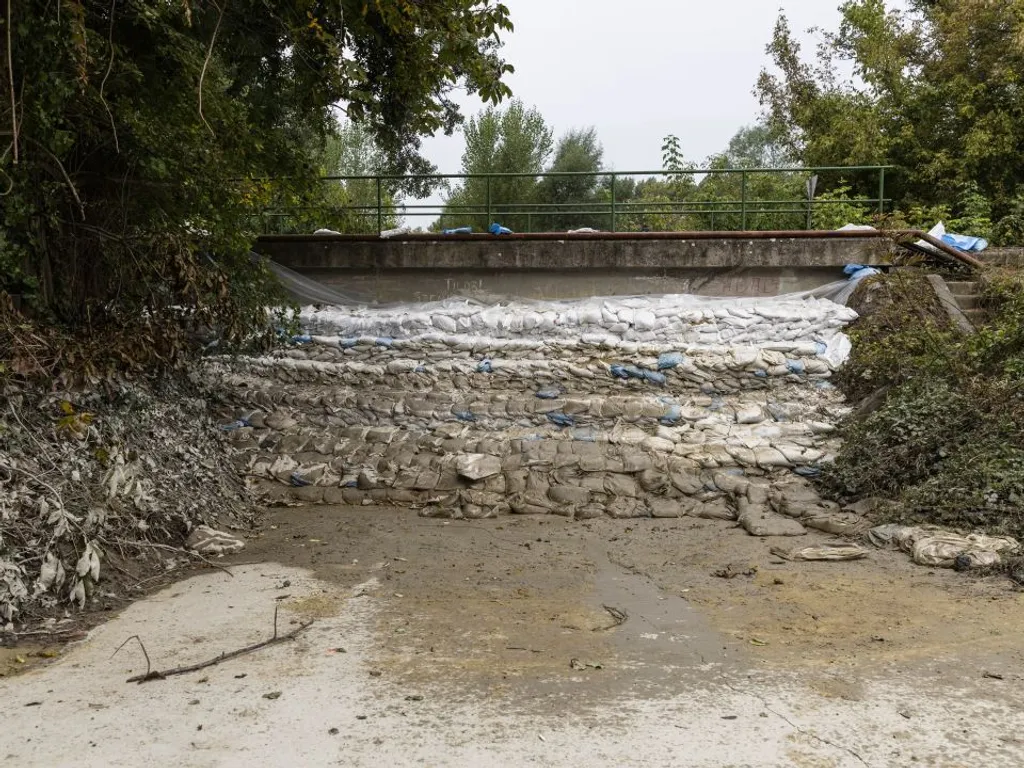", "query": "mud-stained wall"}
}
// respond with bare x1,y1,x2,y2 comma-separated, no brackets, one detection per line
294,266,843,303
